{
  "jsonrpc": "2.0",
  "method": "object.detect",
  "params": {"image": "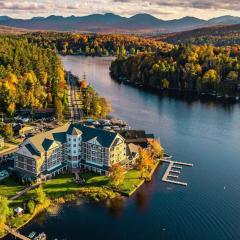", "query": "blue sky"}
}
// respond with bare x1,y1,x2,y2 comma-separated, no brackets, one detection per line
0,0,239,20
